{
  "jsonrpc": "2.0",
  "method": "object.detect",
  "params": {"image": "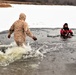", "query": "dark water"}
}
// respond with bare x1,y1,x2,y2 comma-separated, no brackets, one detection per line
0,28,76,75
